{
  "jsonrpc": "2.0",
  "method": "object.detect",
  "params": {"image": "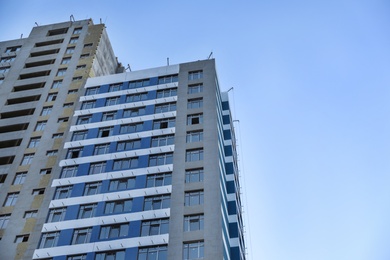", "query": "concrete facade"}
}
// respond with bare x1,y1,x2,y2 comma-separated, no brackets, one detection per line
0,19,121,259
0,19,245,260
